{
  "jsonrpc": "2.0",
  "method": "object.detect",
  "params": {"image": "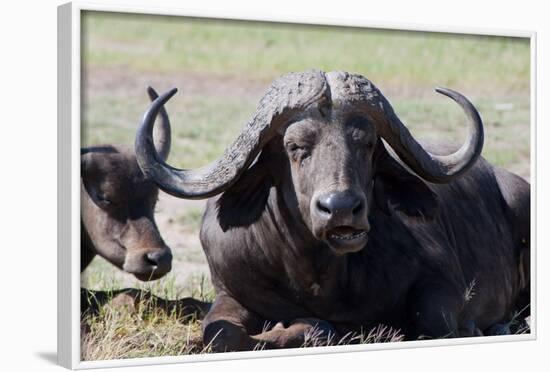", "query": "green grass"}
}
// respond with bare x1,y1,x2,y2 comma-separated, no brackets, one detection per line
82,11,530,92
176,208,204,232
391,94,530,170
82,85,530,176
81,82,258,169
81,10,530,176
